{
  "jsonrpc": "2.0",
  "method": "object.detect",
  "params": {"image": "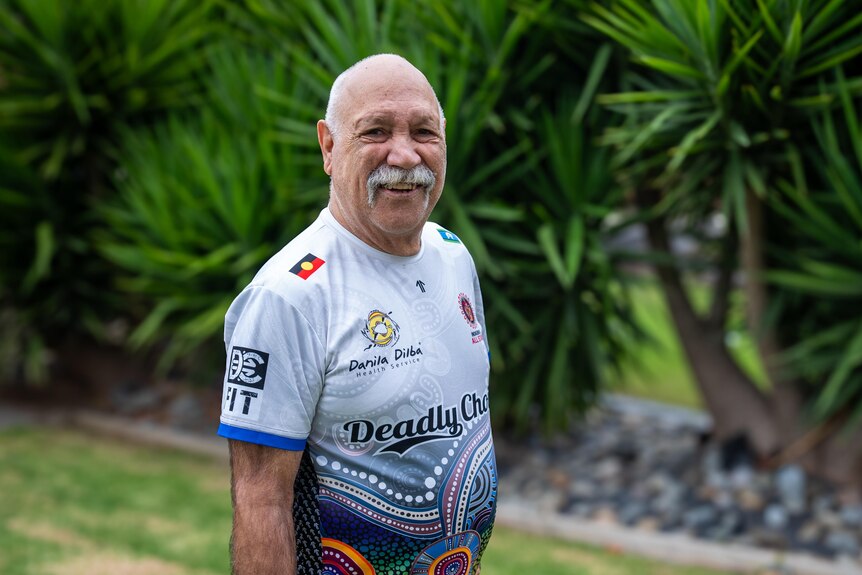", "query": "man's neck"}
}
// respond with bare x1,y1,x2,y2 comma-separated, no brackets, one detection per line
327,203,423,257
